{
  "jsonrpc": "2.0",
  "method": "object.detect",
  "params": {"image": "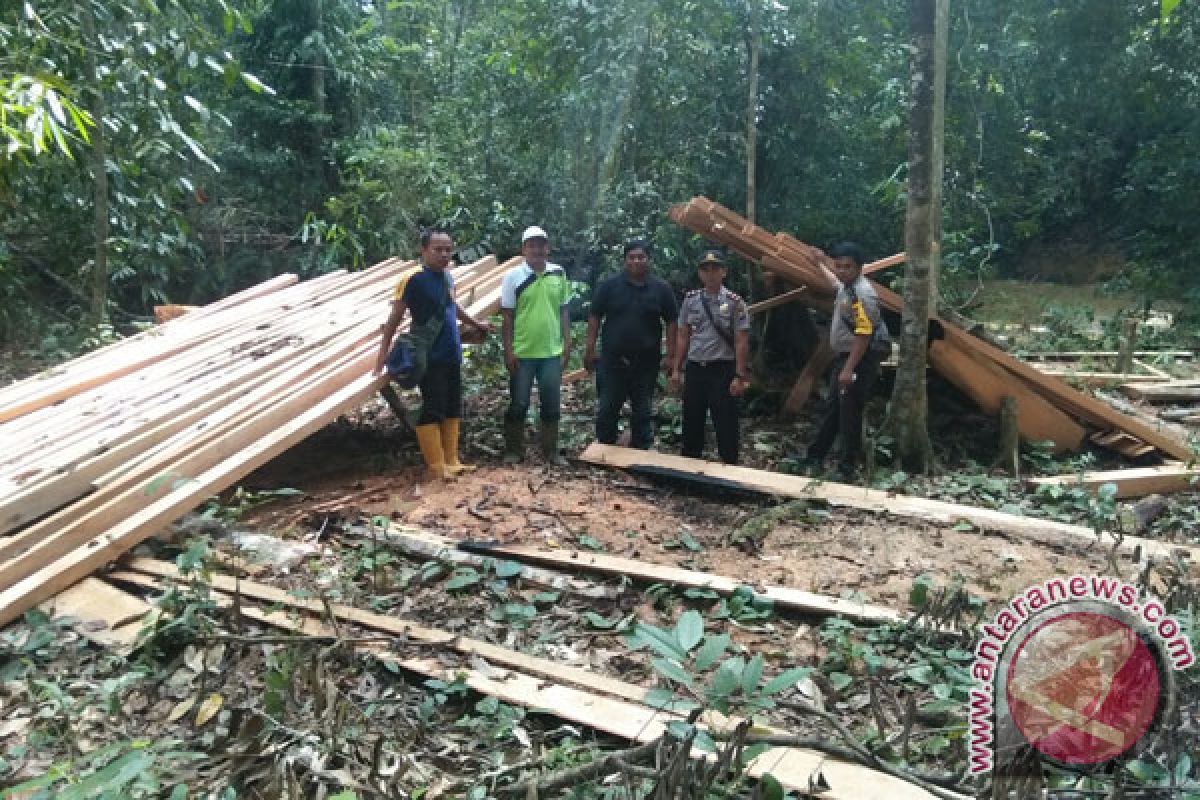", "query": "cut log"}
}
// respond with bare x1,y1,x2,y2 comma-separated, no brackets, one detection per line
579,444,1197,563
1119,494,1169,534
1027,464,1200,500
